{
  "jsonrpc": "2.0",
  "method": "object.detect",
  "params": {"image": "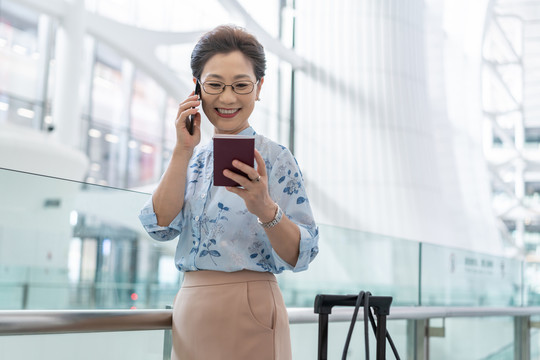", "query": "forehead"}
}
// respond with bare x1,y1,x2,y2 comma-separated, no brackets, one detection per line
201,51,256,80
